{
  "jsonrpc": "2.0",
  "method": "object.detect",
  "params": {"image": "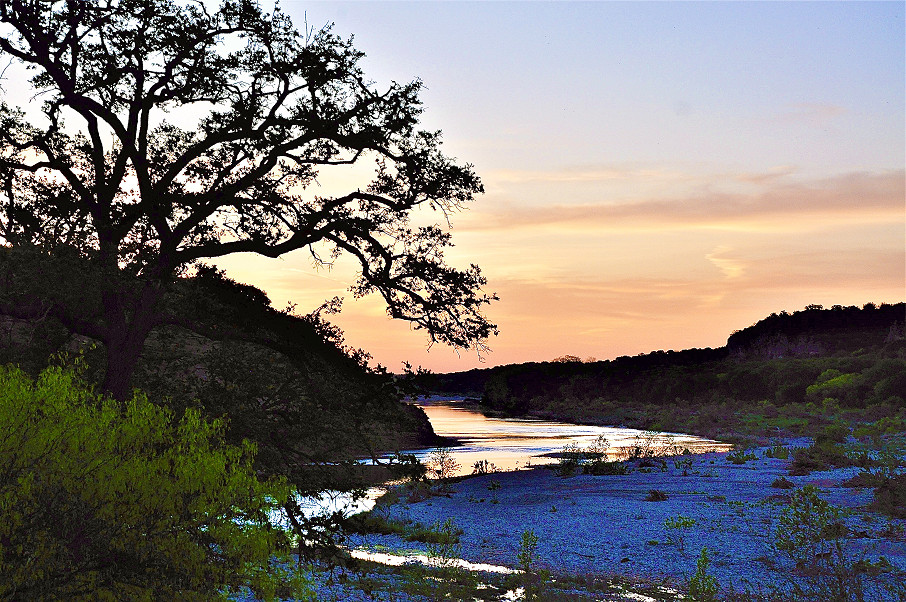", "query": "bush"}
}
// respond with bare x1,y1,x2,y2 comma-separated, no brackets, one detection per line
0,364,306,601
841,471,883,489
726,449,757,464
816,422,850,445
472,459,498,474
688,547,719,602
871,473,906,518
806,371,863,406
646,489,669,502
421,518,470,598
775,486,846,566
772,476,796,489
556,441,584,476
582,434,614,473
584,459,630,475
428,447,461,482
789,440,855,475
774,485,890,600
424,518,463,551
515,529,549,601
664,515,696,554
764,445,791,459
